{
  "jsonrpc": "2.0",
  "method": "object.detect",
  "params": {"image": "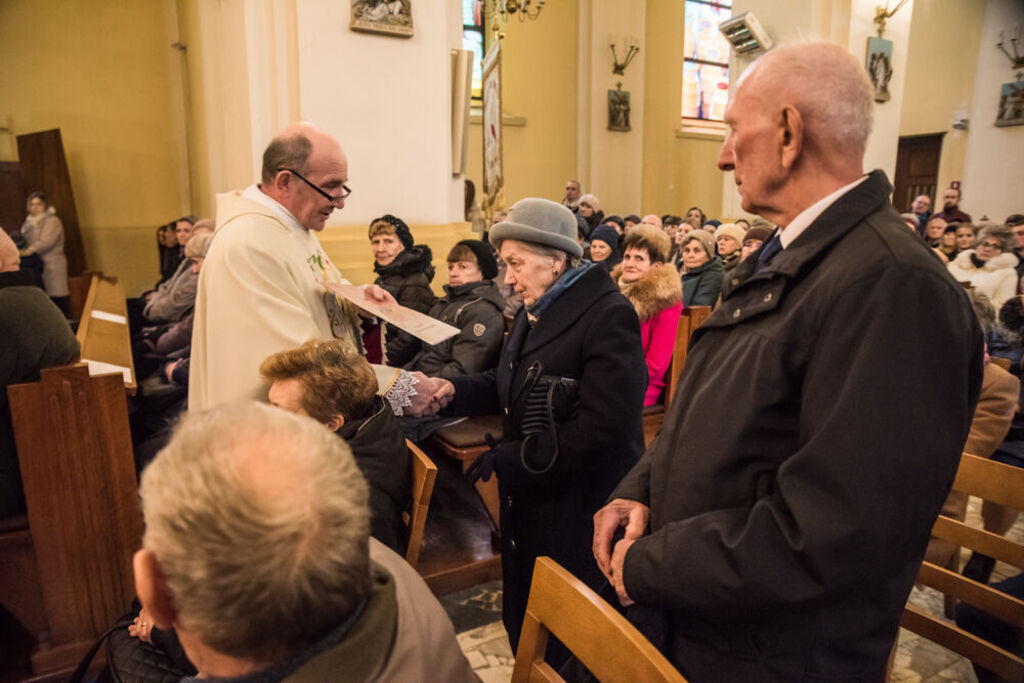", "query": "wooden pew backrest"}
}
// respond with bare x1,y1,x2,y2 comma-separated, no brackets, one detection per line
512,556,687,683
403,439,438,570
7,364,142,674
899,453,1024,682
